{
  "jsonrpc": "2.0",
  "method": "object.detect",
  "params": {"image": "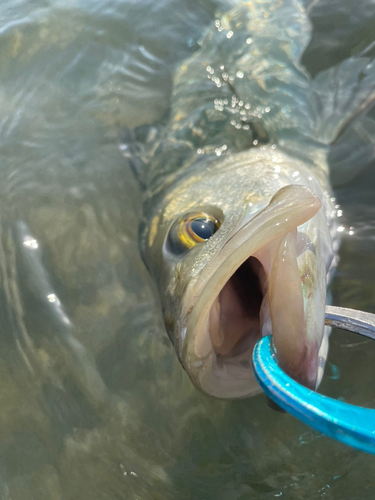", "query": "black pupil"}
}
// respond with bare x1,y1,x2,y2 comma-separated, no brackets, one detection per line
190,218,216,240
